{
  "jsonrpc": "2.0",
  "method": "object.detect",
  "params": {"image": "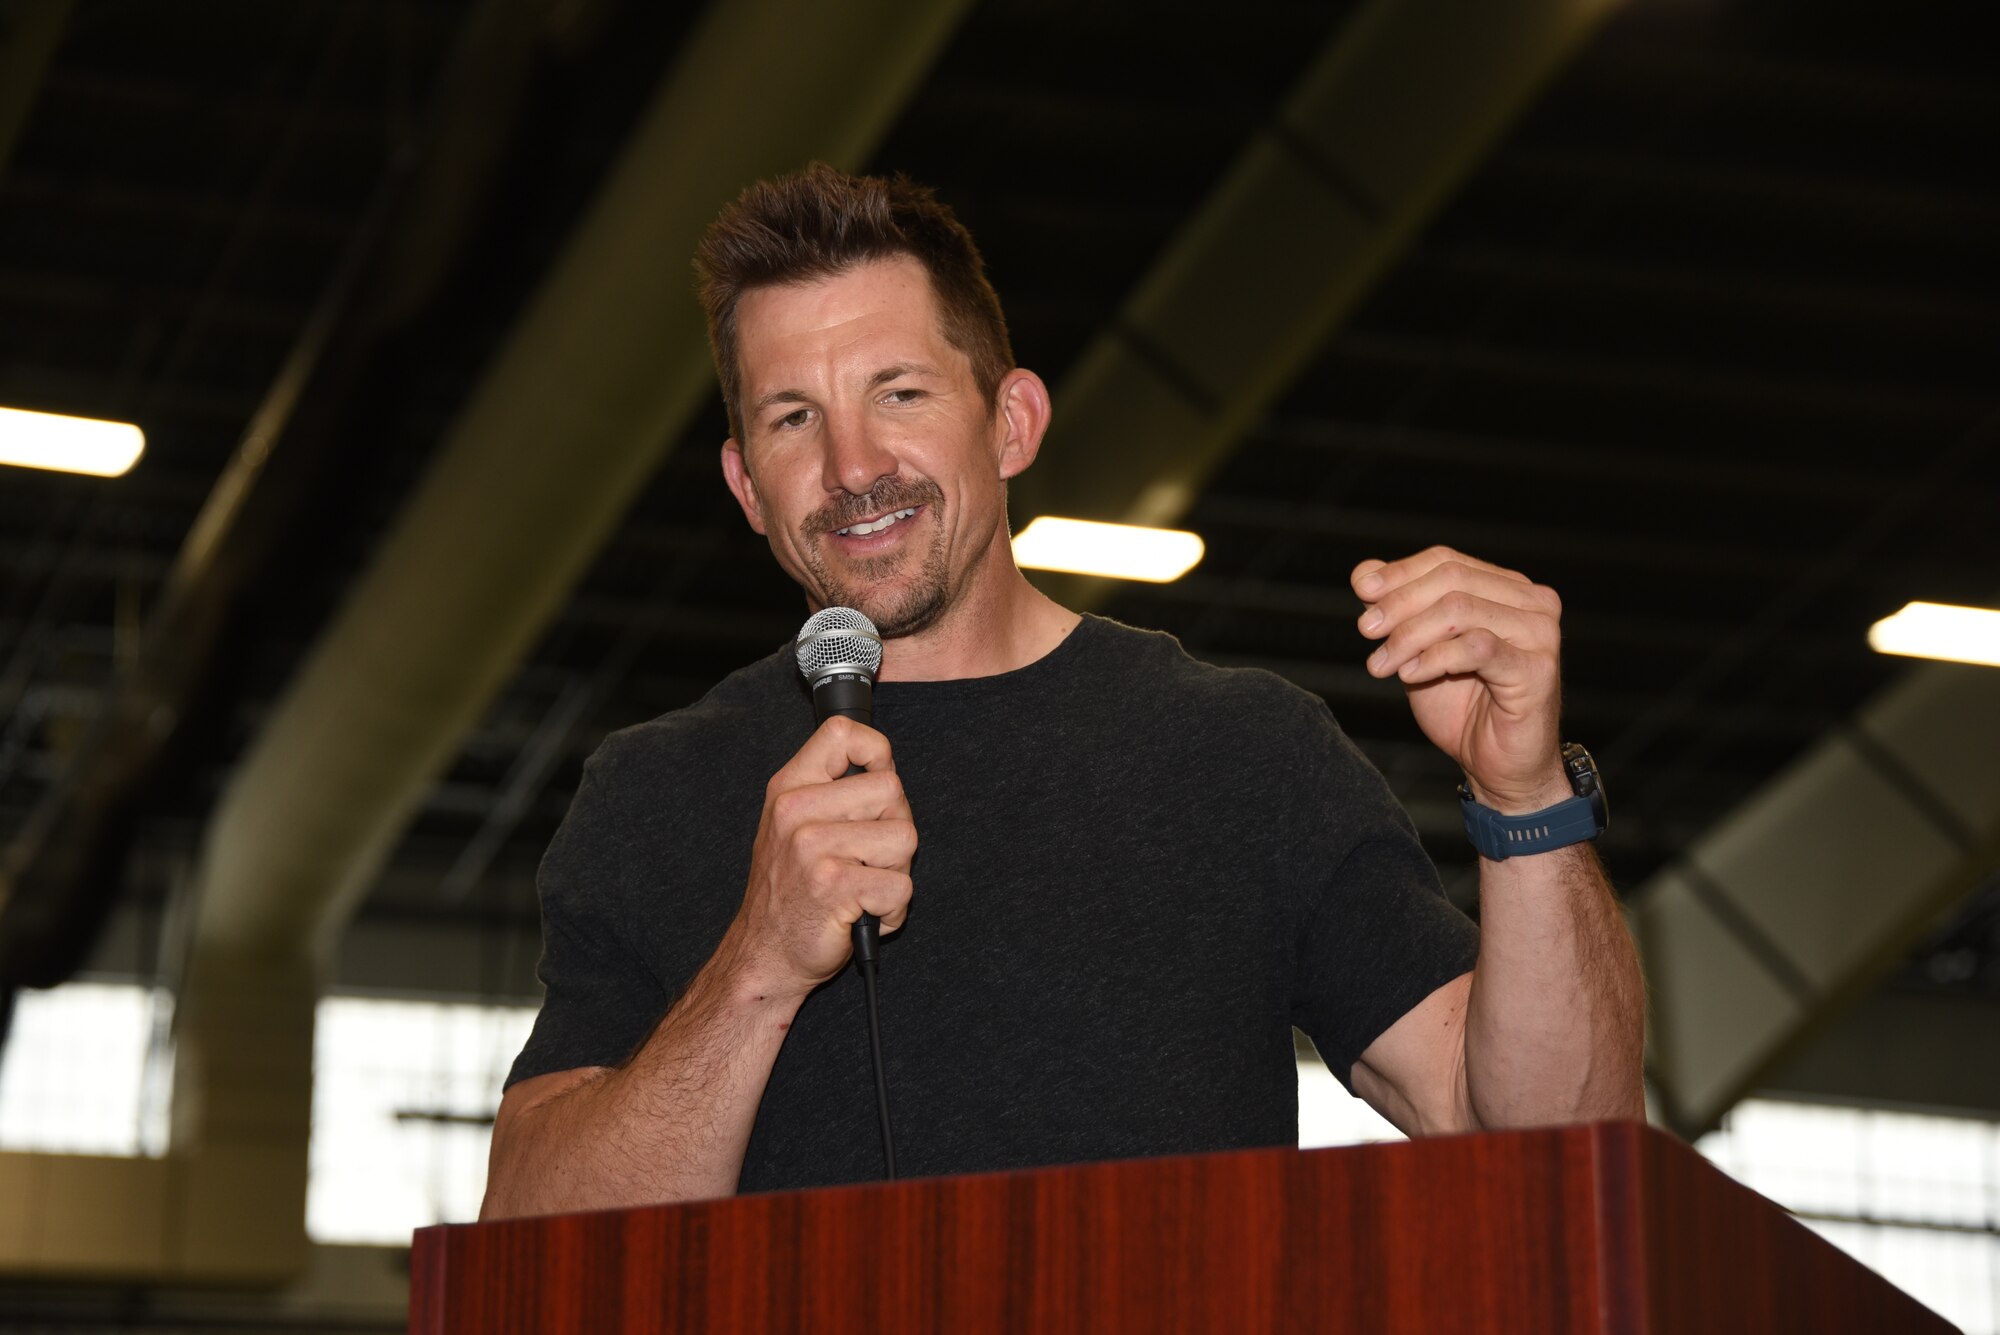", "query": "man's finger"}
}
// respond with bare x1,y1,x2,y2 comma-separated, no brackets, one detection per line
795,817,918,872
1394,627,1550,695
780,714,895,785
809,859,914,913
808,861,913,920
1357,564,1559,641
772,771,910,831
1353,545,1530,601
1366,594,1557,680
853,869,916,929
